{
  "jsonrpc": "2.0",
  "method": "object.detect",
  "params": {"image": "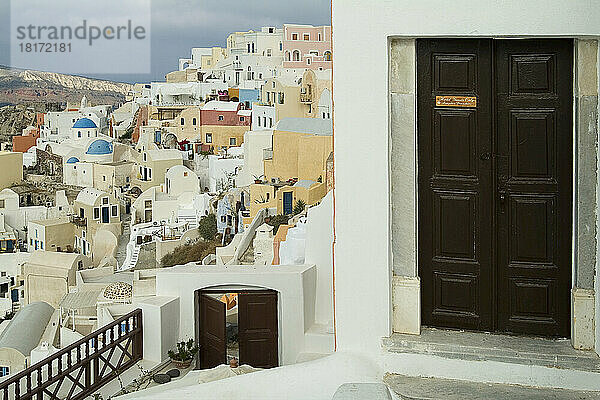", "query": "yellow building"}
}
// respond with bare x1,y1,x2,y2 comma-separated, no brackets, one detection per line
264,118,333,182
172,106,202,142
27,217,75,253
260,75,304,122
93,161,135,198
250,180,328,217
72,188,122,262
300,69,332,119
250,118,333,217
132,149,183,192
200,125,248,153
201,47,226,70
0,152,23,190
